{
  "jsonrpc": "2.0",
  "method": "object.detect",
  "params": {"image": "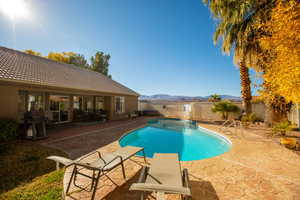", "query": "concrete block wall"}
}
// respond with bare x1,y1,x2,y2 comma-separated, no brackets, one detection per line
139,101,266,121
